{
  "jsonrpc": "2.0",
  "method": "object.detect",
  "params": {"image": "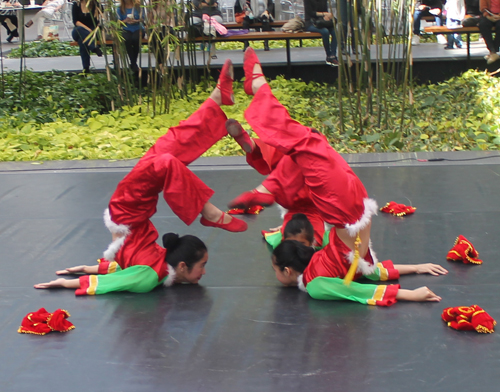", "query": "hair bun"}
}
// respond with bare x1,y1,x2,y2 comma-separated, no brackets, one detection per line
162,232,180,250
